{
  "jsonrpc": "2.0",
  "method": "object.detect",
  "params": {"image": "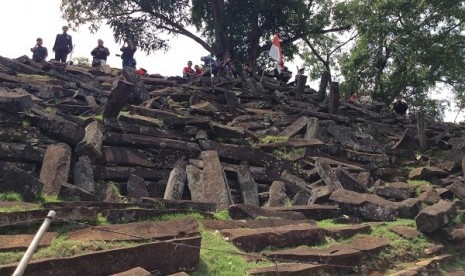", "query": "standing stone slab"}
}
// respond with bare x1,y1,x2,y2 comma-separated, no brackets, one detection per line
267,181,288,207
76,121,103,159
164,160,187,200
236,162,259,206
201,151,231,210
103,79,133,119
122,67,149,104
127,175,149,201
315,160,342,189
416,200,456,233
186,165,206,202
73,155,94,193
0,167,43,202
304,117,319,140
292,191,310,206
40,143,72,196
